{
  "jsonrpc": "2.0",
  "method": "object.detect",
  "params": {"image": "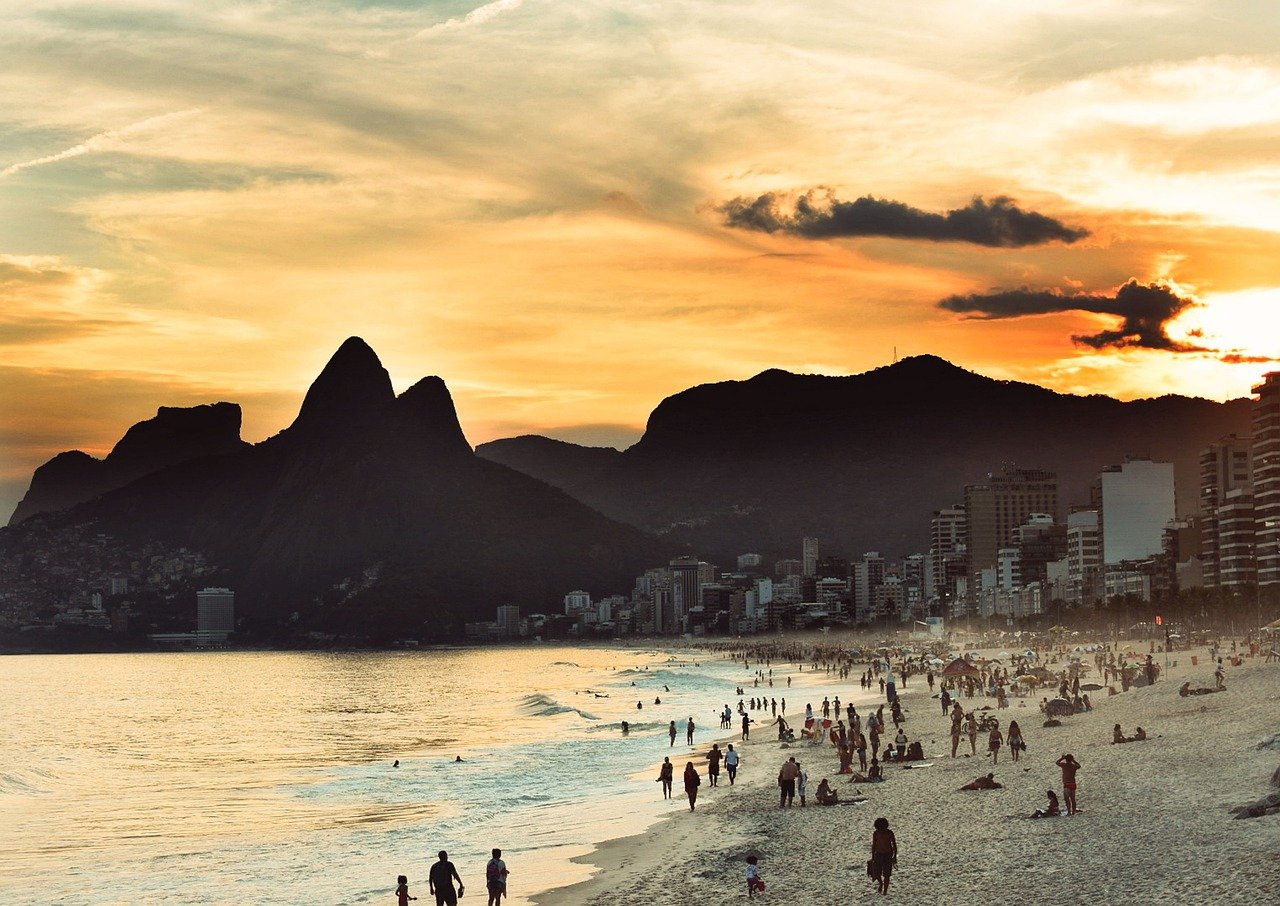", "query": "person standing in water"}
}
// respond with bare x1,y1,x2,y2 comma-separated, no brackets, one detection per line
686,717,696,745
683,762,701,811
669,720,677,747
